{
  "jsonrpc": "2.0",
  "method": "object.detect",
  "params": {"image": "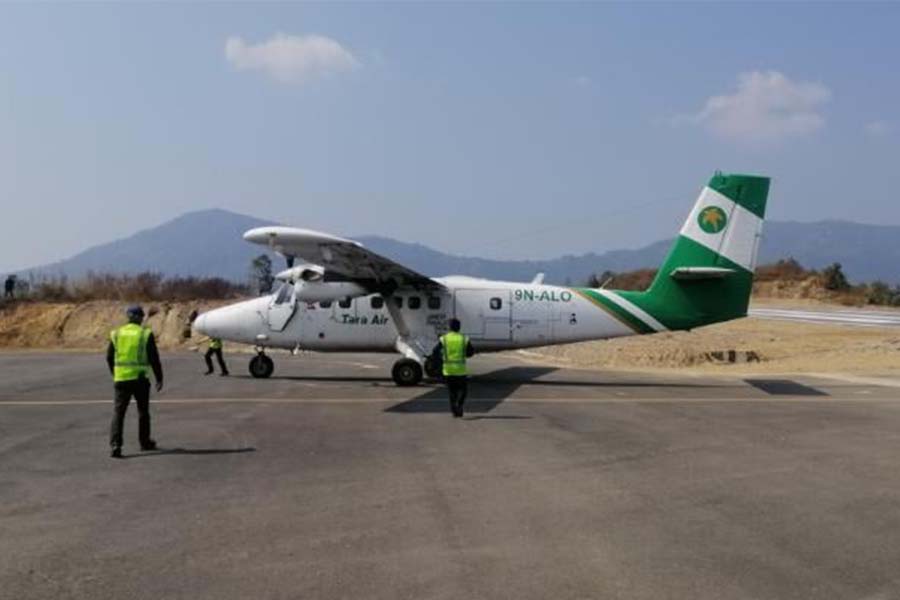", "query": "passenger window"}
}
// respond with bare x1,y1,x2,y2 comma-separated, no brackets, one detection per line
339,297,352,309
319,300,332,308
427,296,441,310
371,296,384,309
408,296,421,310
393,297,403,308
490,297,502,310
